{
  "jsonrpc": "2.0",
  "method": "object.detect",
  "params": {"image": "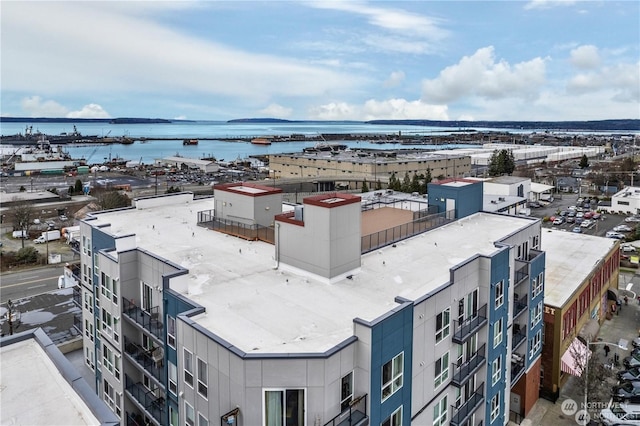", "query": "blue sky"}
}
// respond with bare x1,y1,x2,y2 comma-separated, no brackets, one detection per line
1,1,638,121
